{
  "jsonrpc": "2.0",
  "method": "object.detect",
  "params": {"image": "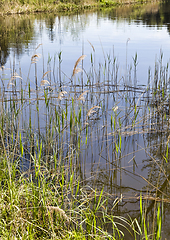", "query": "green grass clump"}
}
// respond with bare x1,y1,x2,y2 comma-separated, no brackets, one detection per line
99,0,117,7
0,148,137,239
